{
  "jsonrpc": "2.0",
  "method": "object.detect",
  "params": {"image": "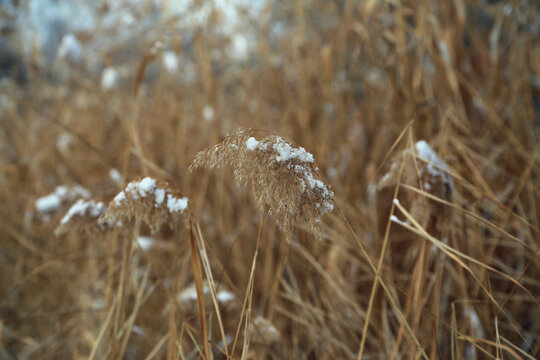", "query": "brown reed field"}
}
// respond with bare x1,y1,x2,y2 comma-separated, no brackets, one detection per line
1,0,539,359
